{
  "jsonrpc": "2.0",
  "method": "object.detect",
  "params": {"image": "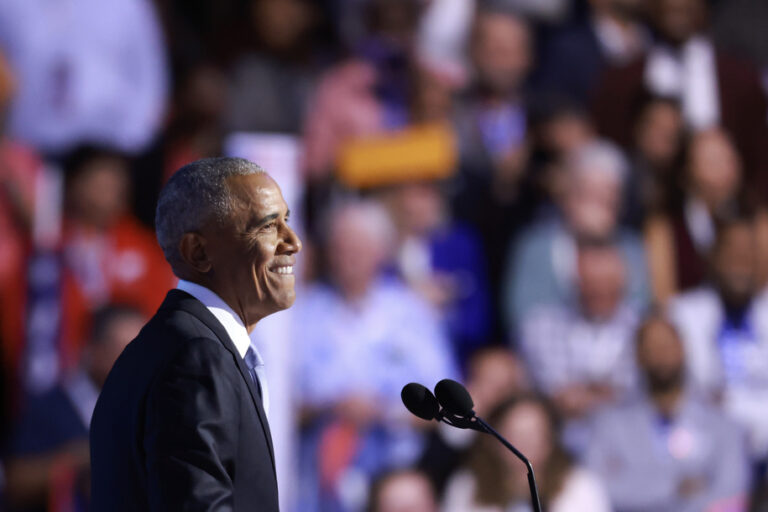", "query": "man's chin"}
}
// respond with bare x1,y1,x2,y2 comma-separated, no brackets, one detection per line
271,288,297,313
